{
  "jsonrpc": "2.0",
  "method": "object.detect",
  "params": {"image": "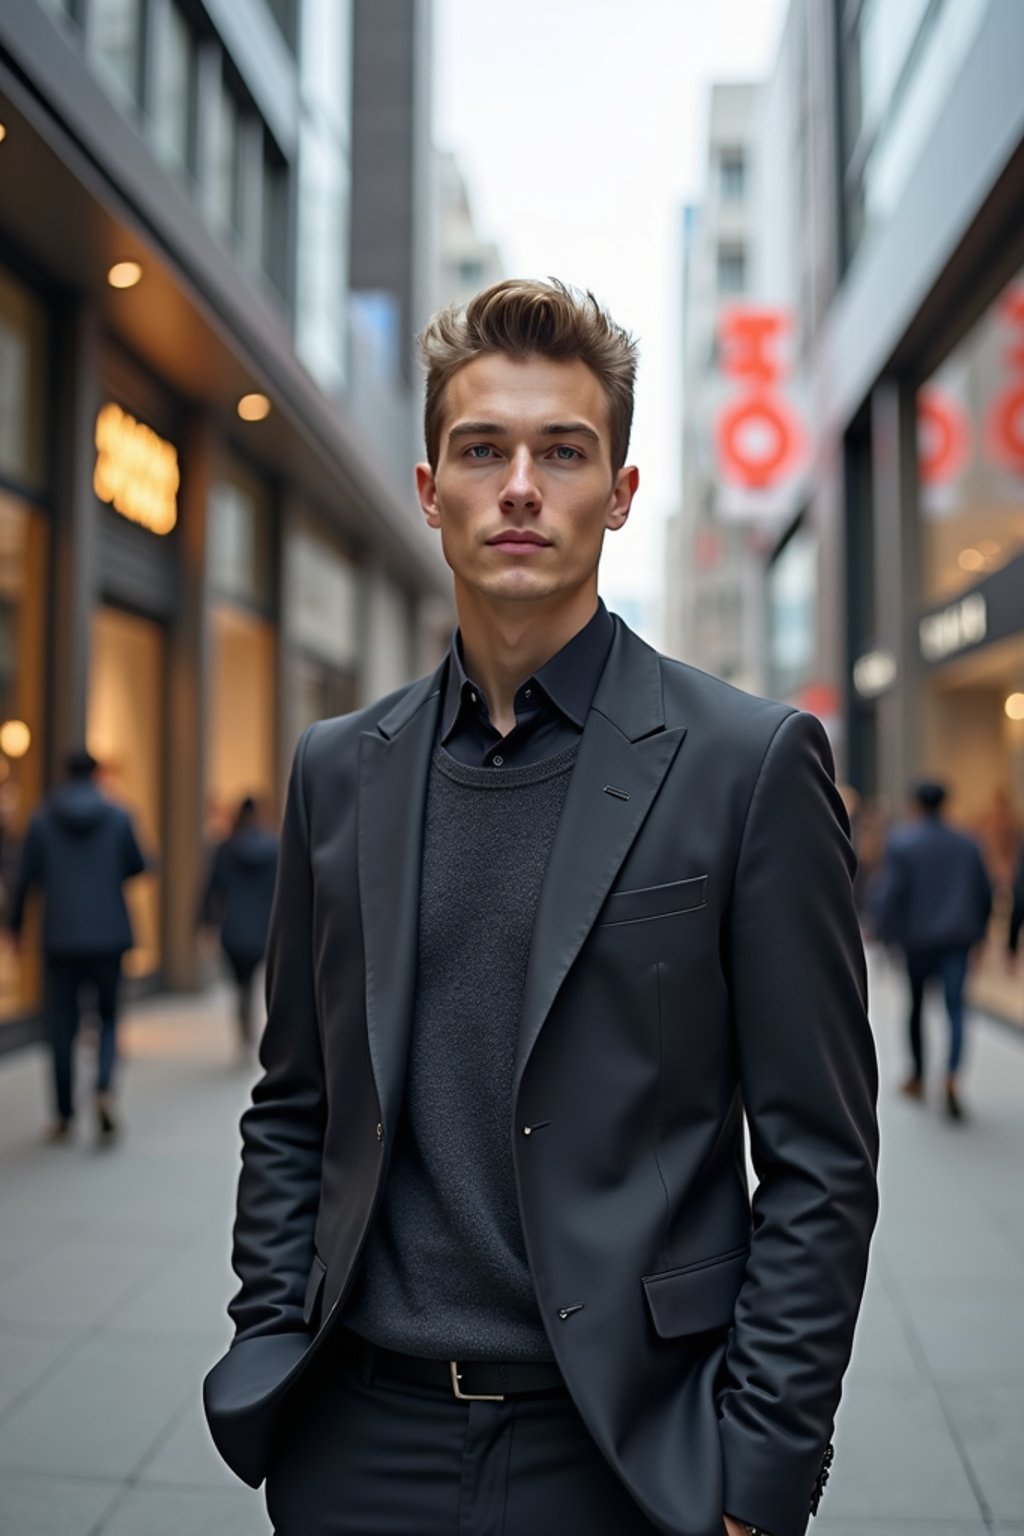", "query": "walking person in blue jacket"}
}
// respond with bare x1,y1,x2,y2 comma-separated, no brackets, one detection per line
199,795,278,1059
879,780,993,1119
8,749,147,1143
